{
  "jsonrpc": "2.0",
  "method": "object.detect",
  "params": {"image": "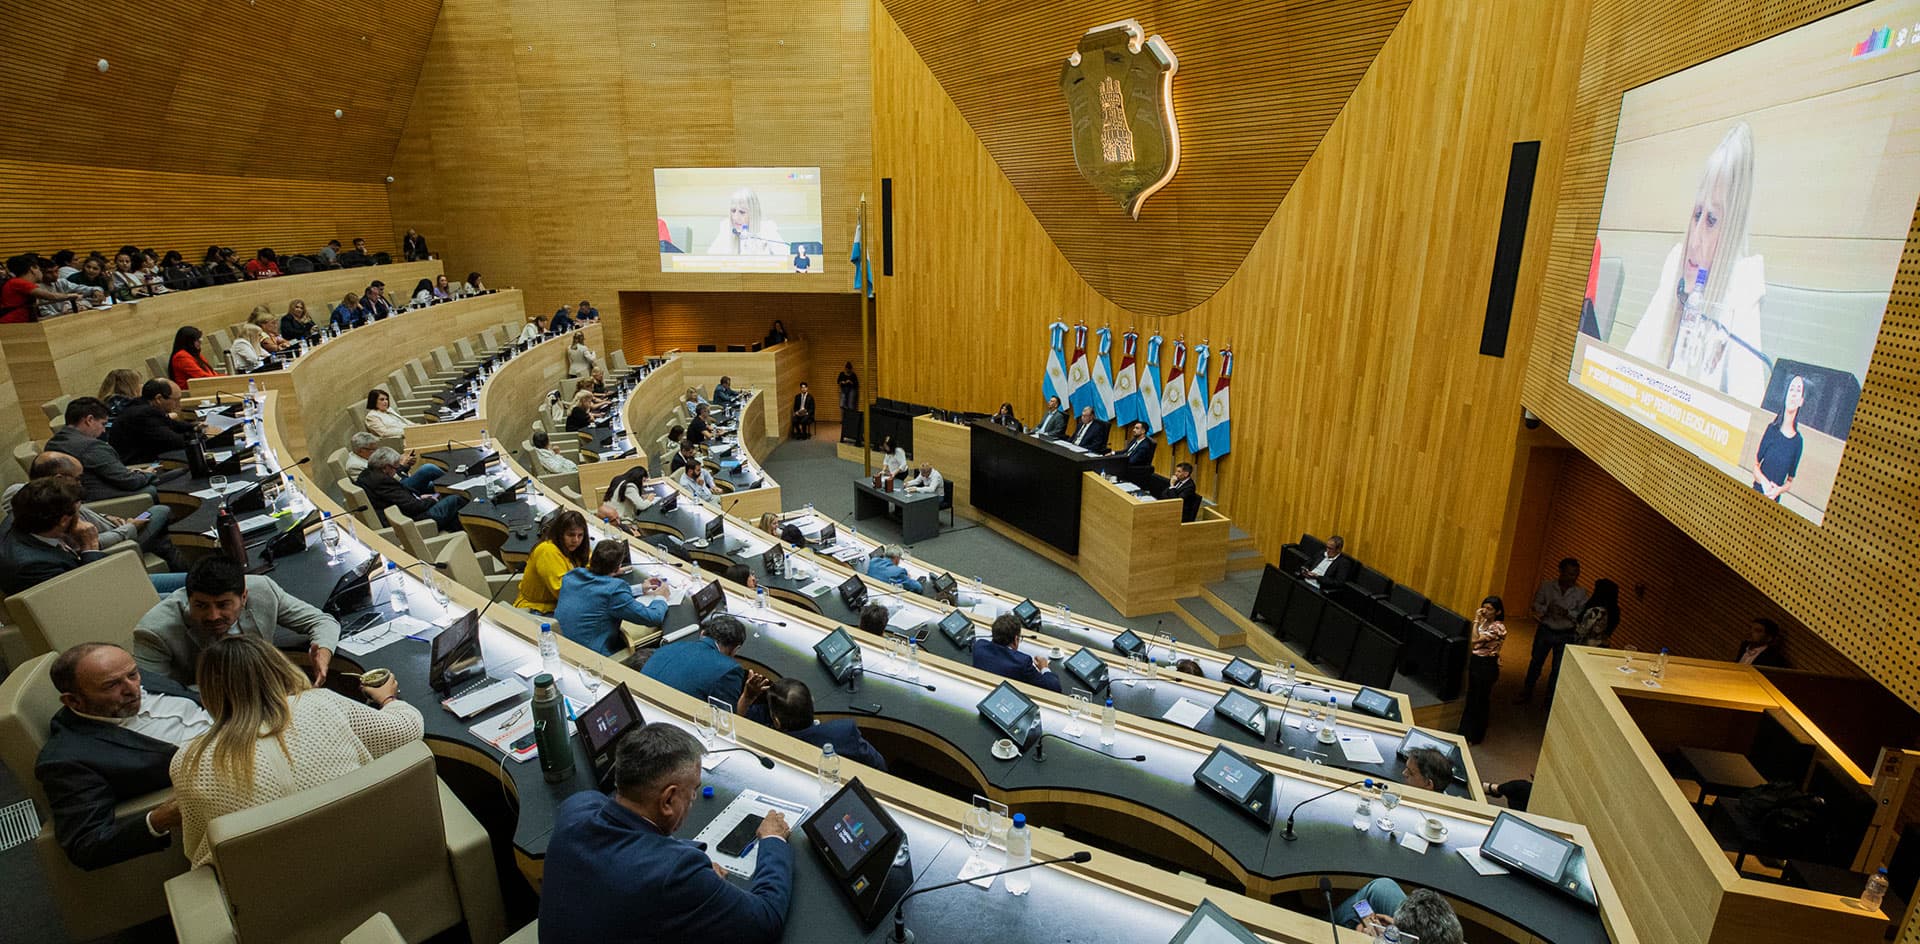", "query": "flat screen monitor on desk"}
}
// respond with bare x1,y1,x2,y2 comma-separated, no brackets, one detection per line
801,779,912,931
1351,686,1400,722
1064,647,1110,695
837,574,868,609
930,572,957,599
1112,629,1145,659
702,513,726,546
1168,899,1266,944
977,681,1042,750
1221,657,1262,690
1193,745,1275,827
816,522,836,547
576,683,643,786
1012,598,1040,630
814,628,862,684
934,610,973,646
1396,728,1467,784
659,491,679,514
1212,689,1268,740
1480,811,1599,906
692,580,726,622
429,609,484,693
493,475,531,506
